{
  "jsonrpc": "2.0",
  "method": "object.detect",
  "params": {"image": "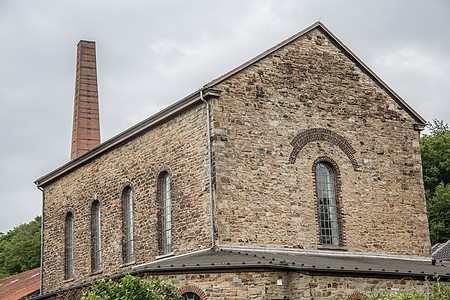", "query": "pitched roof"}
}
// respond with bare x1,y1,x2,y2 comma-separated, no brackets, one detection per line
34,247,449,299
0,268,40,300
433,240,450,261
35,22,426,188
131,248,450,280
208,21,425,125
